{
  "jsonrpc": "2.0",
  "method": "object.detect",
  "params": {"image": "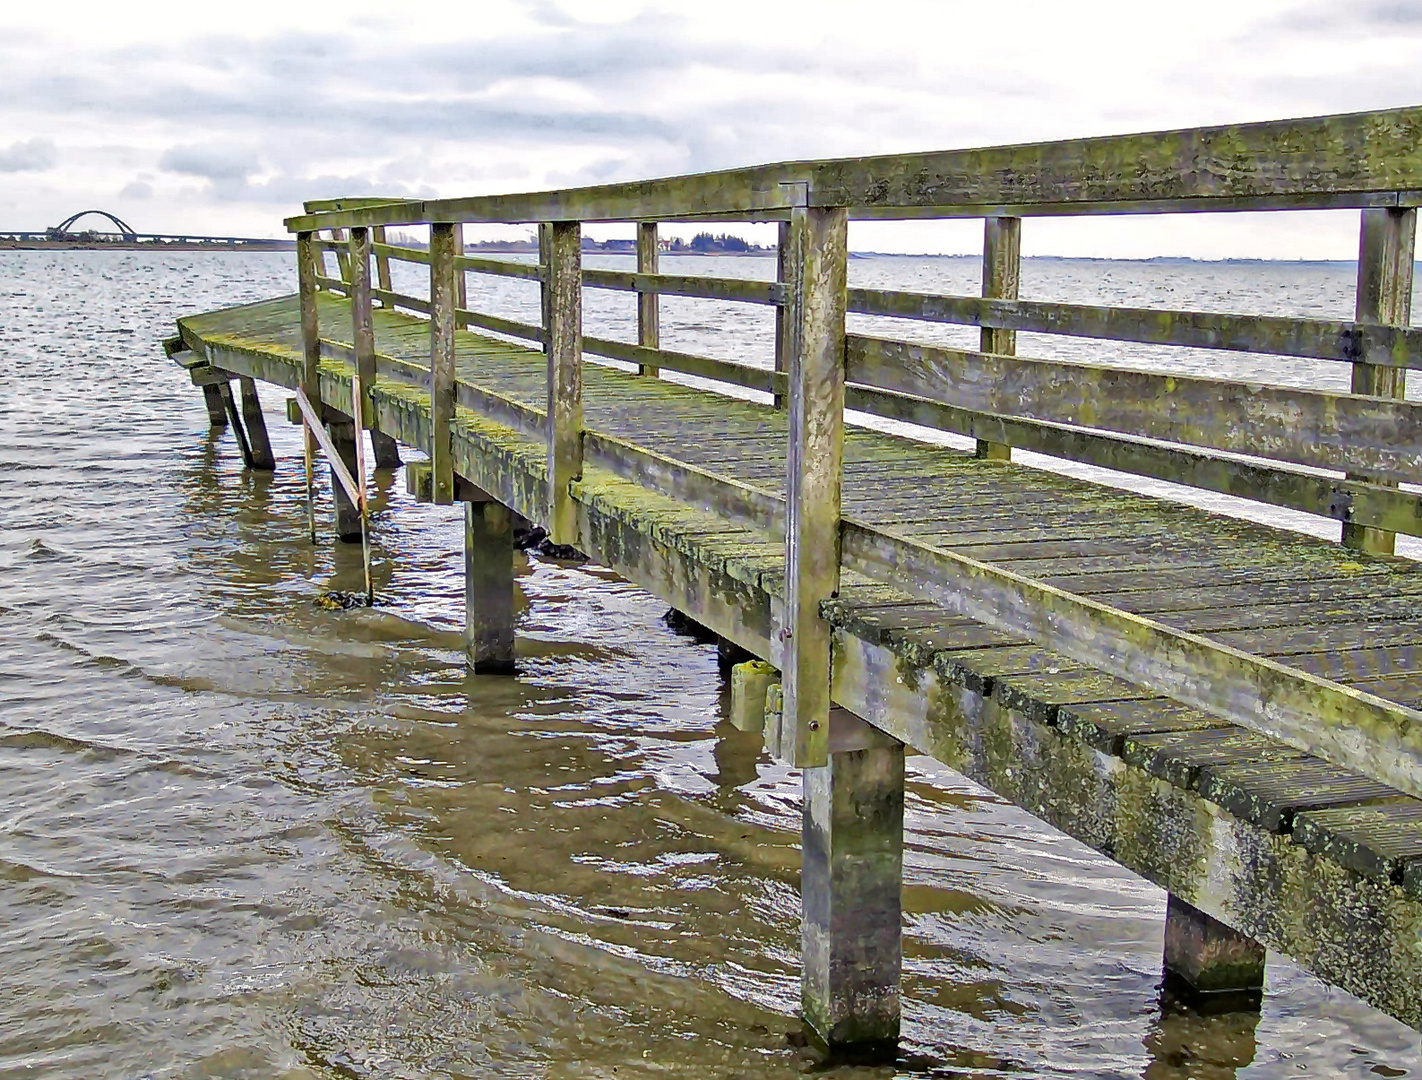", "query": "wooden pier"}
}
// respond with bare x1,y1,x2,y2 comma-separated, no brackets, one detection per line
169,106,1422,1058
